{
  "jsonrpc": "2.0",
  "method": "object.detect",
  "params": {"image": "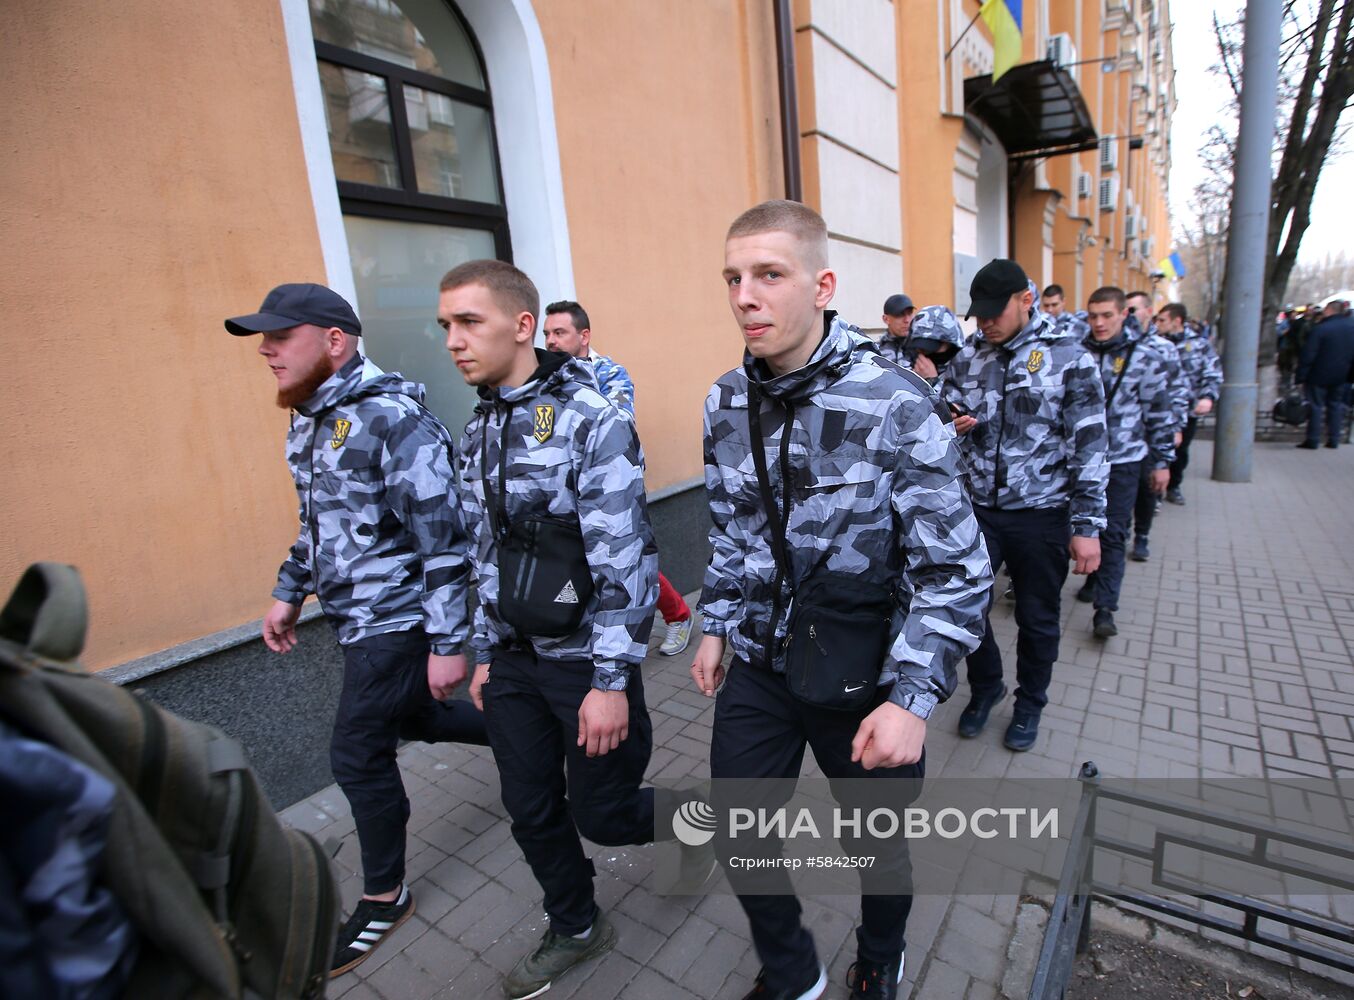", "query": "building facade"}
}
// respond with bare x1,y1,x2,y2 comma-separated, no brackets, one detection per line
2,0,1175,805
